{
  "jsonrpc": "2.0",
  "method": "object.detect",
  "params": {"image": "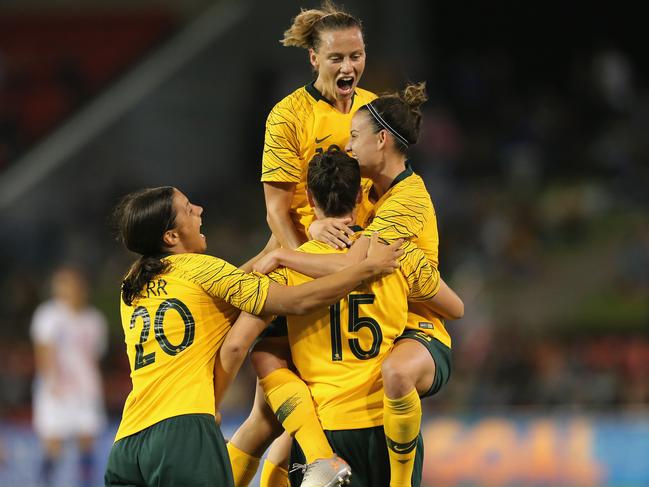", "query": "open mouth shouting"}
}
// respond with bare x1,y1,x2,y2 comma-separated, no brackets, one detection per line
336,76,355,97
